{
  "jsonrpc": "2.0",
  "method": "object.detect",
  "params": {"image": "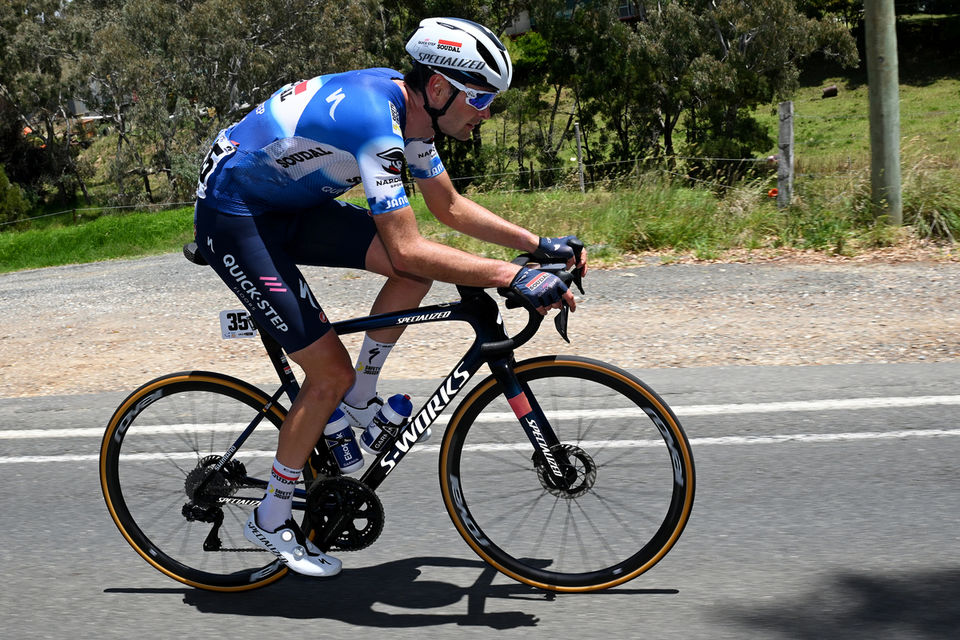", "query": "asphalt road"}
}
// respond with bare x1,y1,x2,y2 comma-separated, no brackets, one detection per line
2,361,958,639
